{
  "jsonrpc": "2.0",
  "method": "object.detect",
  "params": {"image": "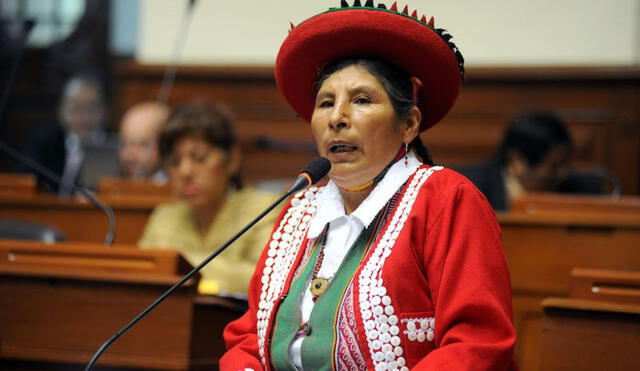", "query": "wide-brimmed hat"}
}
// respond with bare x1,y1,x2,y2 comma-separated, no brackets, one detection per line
275,1,465,131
